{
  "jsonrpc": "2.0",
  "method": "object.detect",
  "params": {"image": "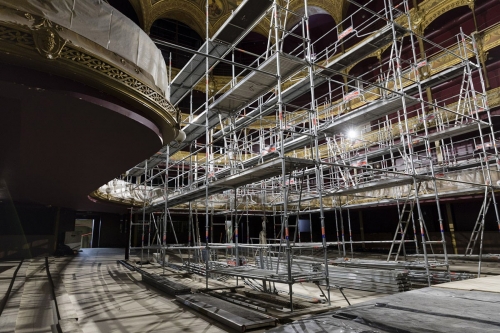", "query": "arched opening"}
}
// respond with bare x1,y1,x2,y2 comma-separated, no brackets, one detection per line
342,0,387,50
106,0,141,26
424,6,471,49
150,18,203,71
213,32,268,76
308,13,337,56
